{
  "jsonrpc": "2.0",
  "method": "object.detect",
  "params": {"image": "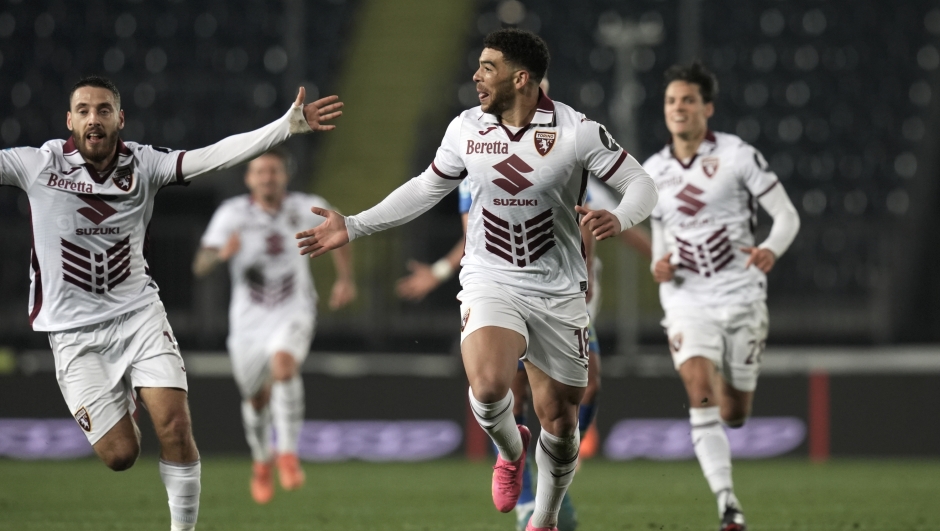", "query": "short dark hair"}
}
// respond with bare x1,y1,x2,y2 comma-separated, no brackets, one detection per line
69,76,121,109
483,28,550,83
663,61,718,103
255,147,293,174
